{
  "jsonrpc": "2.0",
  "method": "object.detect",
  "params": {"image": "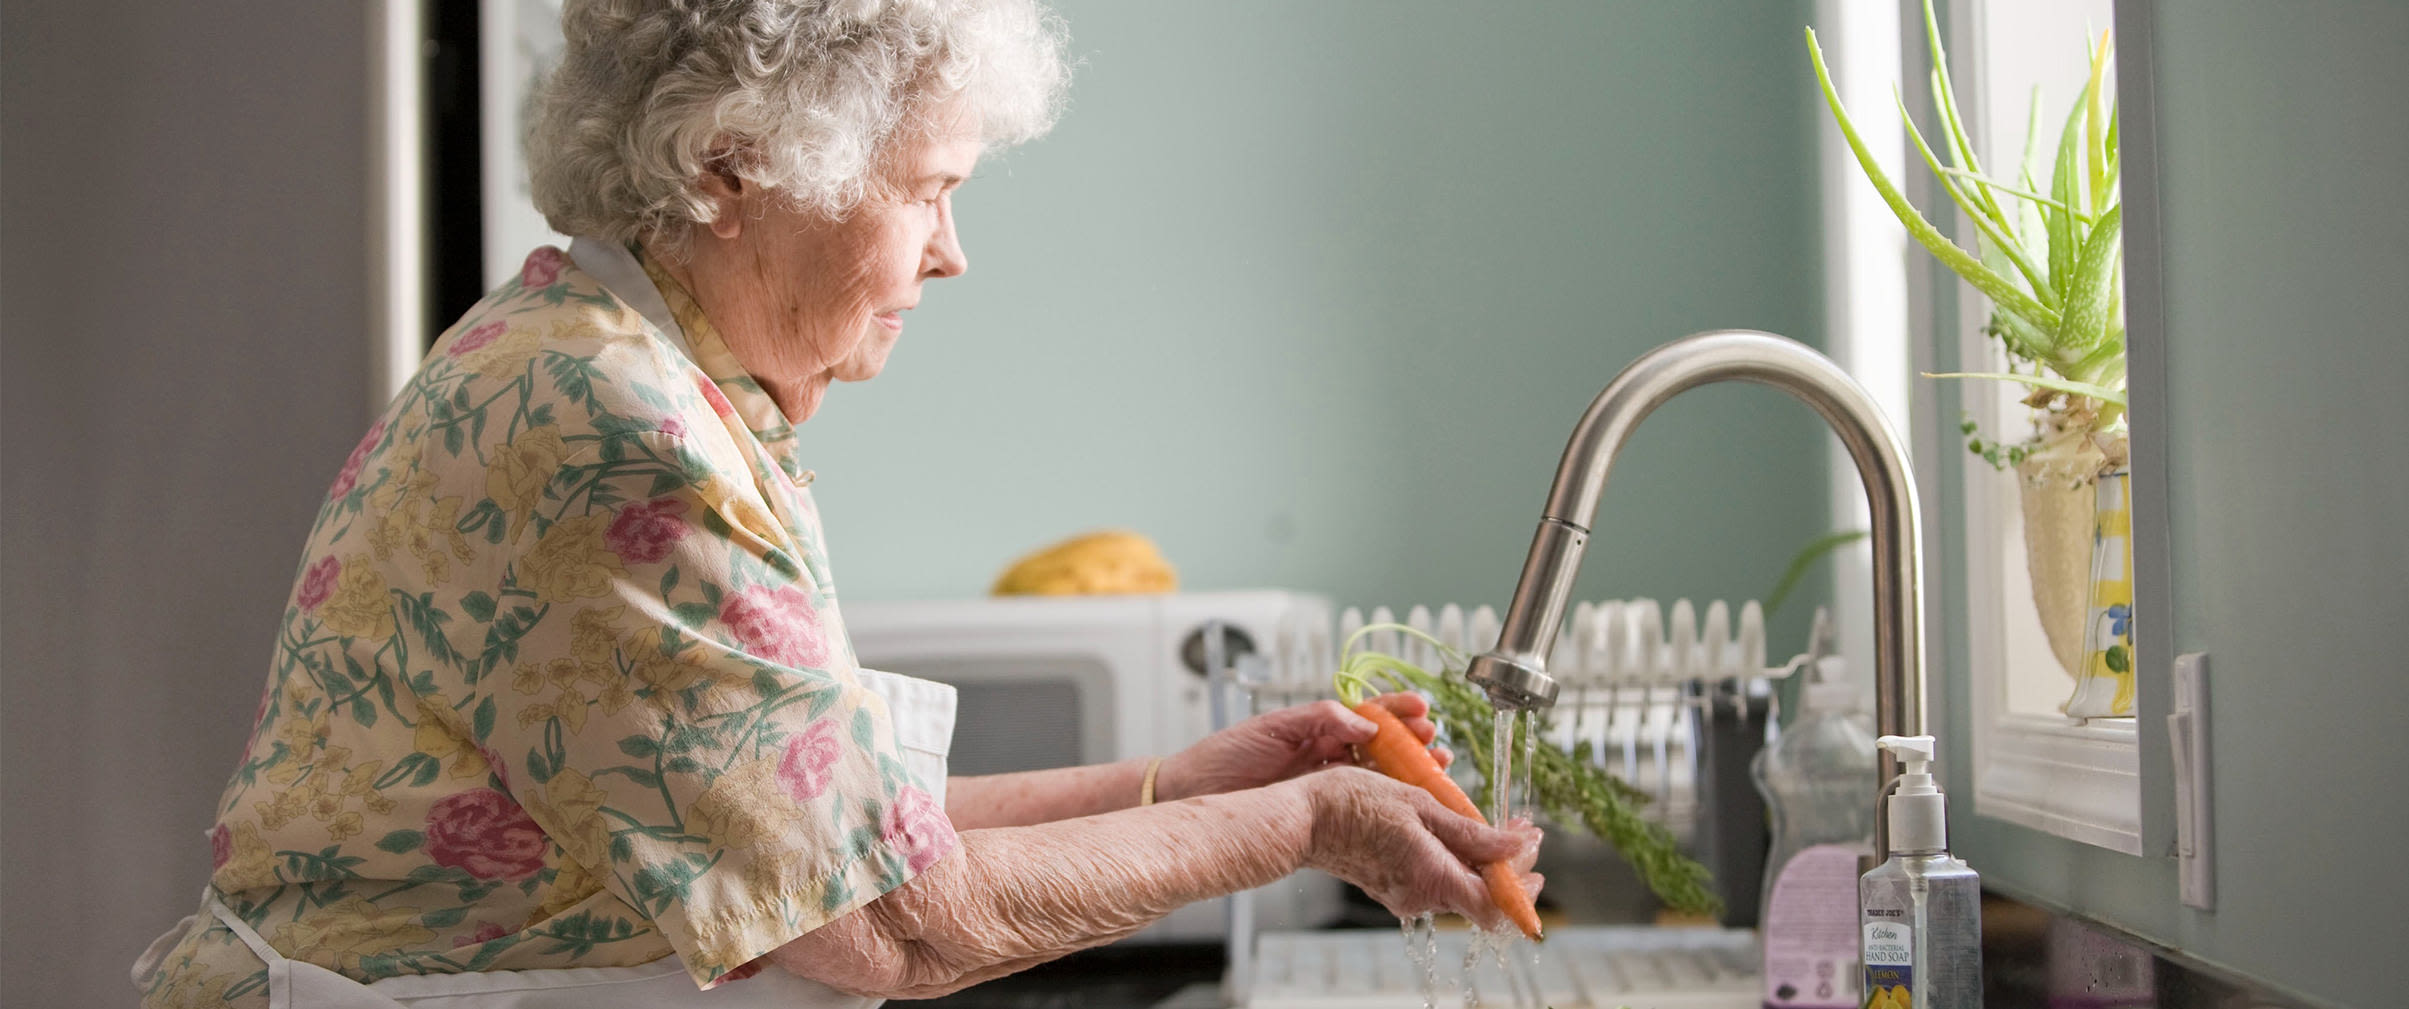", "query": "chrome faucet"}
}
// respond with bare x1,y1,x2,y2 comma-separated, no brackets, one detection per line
1463,330,1930,857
